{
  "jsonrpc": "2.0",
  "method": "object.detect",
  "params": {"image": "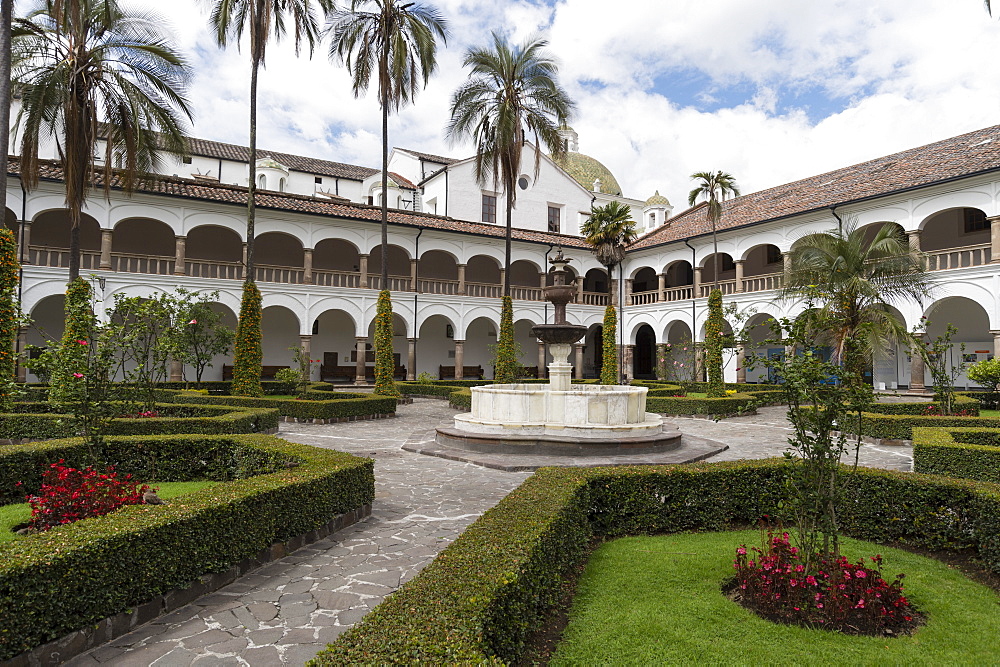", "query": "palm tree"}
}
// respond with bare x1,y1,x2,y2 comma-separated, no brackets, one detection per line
781,218,932,385
446,32,575,296
329,0,447,289
0,0,13,224
581,200,638,303
13,0,192,281
206,0,332,280
687,171,740,290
